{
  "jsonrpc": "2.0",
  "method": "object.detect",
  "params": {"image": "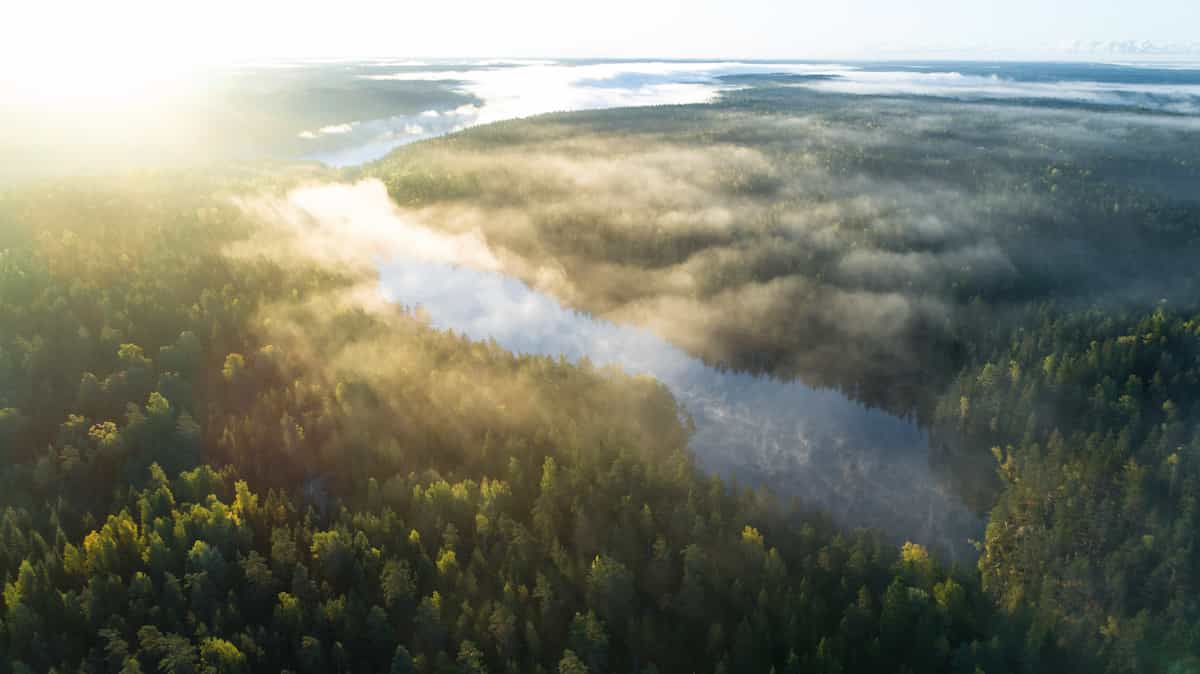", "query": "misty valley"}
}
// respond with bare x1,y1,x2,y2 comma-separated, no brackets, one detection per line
372,212,981,561
2,59,1200,673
